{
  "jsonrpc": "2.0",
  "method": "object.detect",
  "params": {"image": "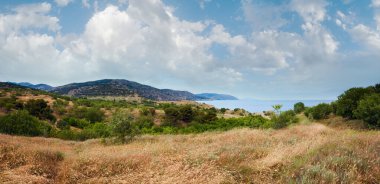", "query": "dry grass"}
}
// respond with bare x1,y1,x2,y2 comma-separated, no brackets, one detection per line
0,122,379,184
17,94,56,106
